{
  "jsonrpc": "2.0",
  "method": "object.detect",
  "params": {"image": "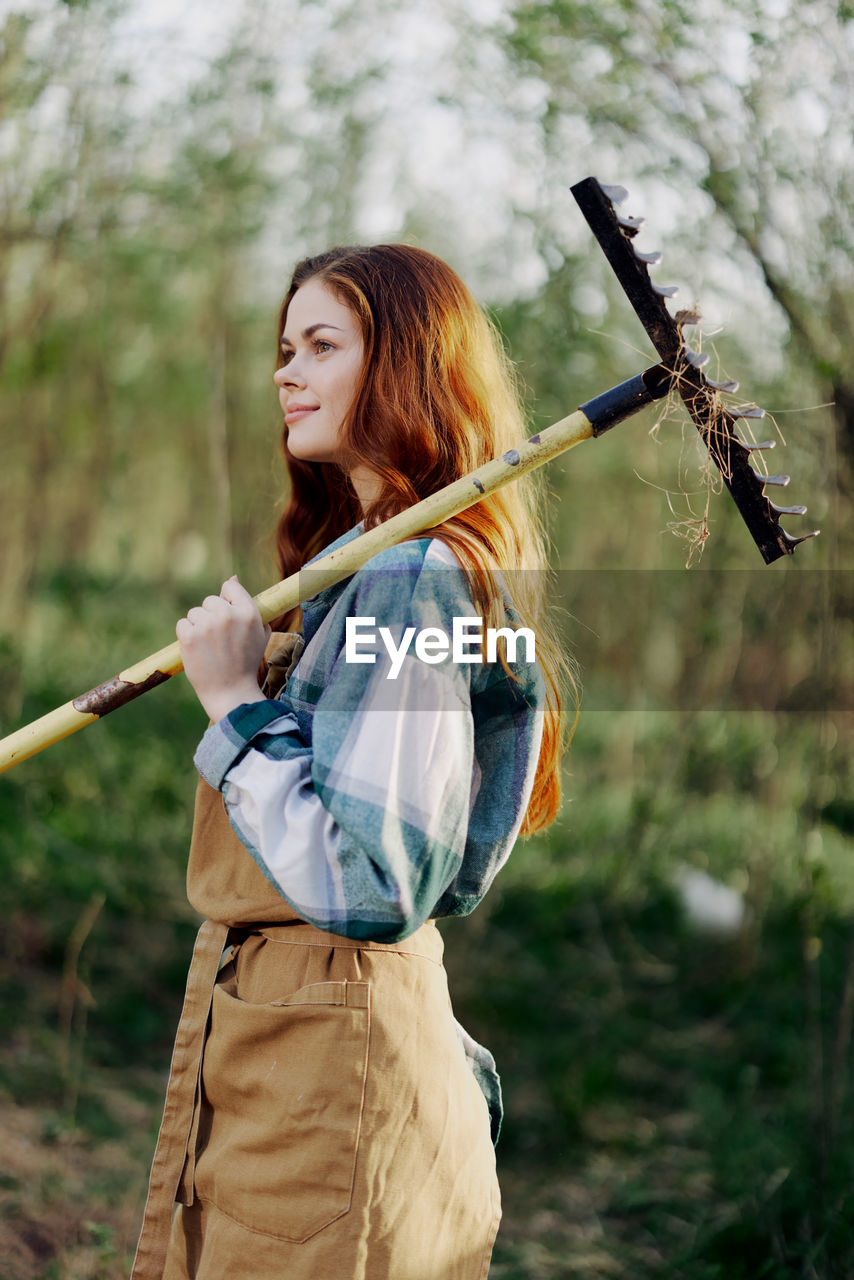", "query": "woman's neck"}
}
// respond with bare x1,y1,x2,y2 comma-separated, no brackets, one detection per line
348,463,381,514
